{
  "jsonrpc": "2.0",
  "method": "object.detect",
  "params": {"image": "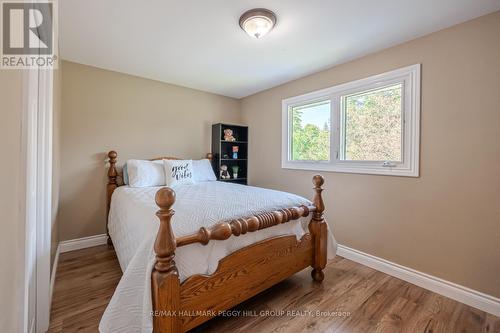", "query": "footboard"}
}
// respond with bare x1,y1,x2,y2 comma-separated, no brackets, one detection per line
180,234,313,330
151,176,328,333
